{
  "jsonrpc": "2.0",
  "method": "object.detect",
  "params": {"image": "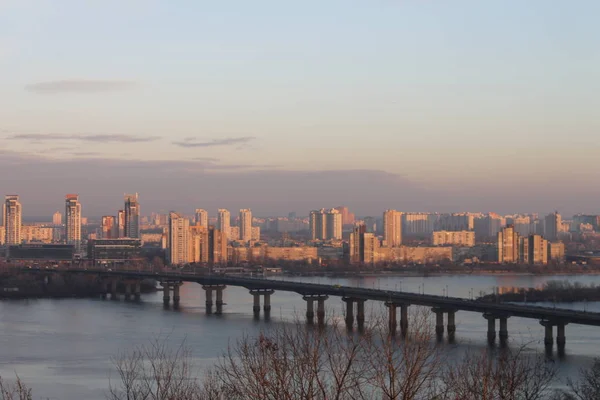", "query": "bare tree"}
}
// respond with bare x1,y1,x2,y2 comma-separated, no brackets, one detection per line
558,358,600,400
441,344,557,400
107,337,202,400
